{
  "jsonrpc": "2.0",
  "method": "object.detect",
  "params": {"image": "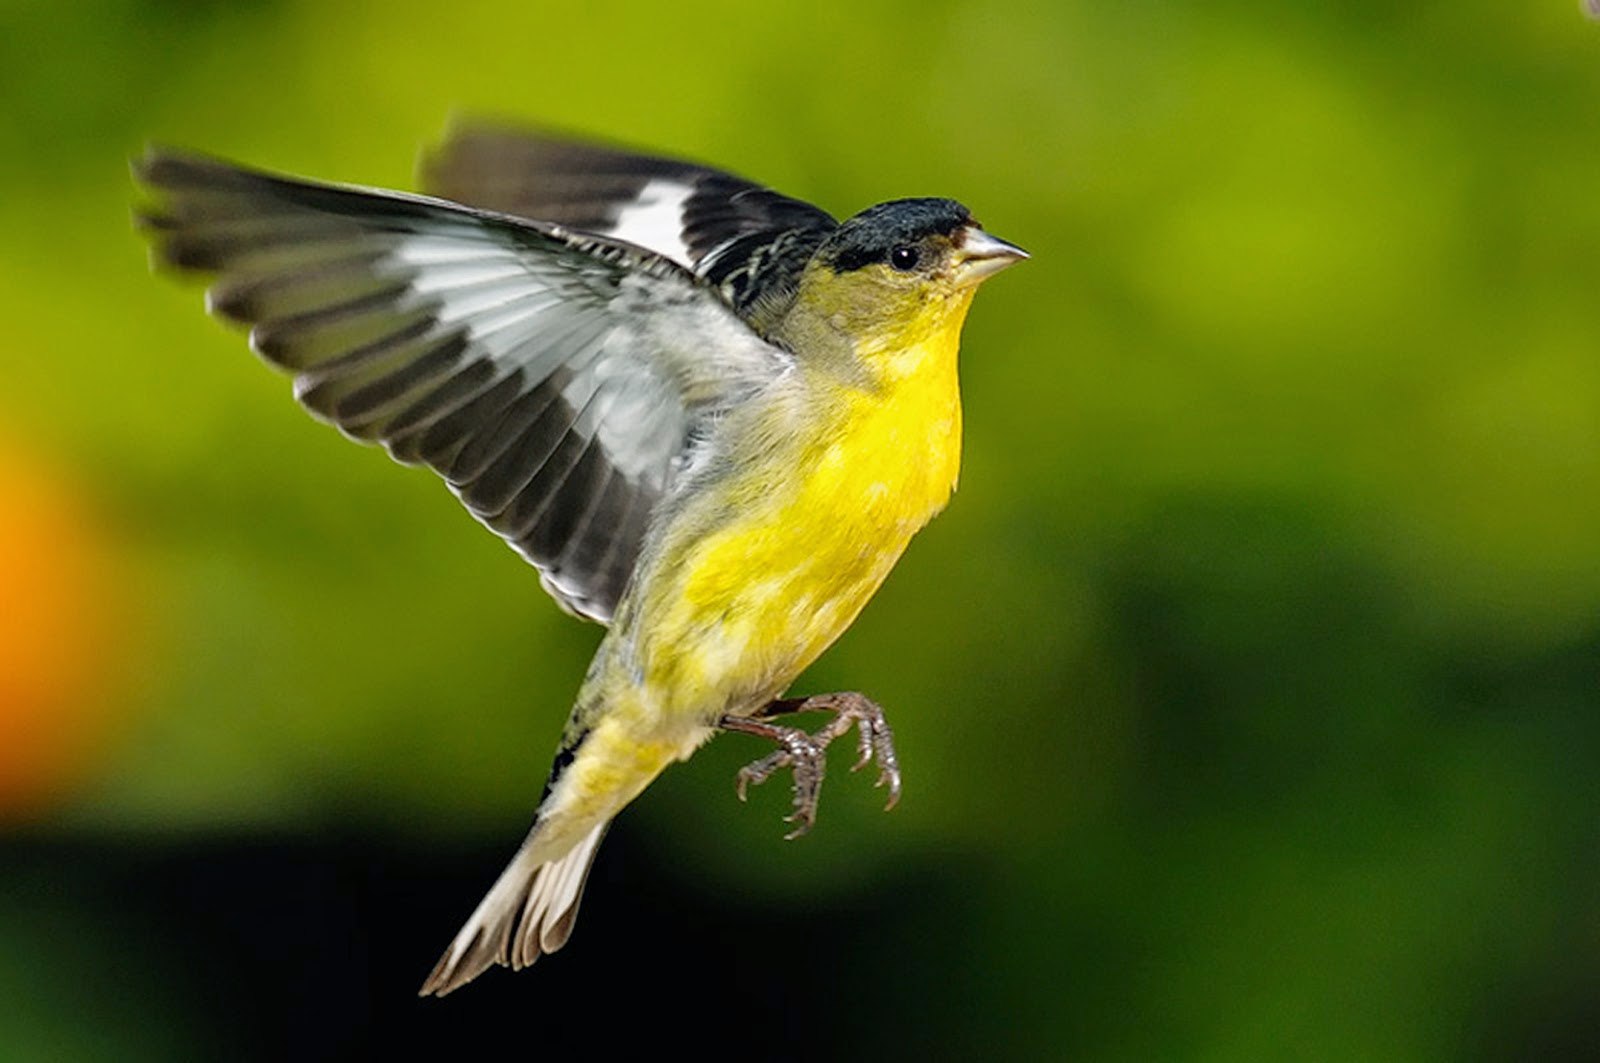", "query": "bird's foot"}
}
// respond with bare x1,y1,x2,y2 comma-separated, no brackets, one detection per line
792,692,902,809
721,720,826,839
718,692,901,840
